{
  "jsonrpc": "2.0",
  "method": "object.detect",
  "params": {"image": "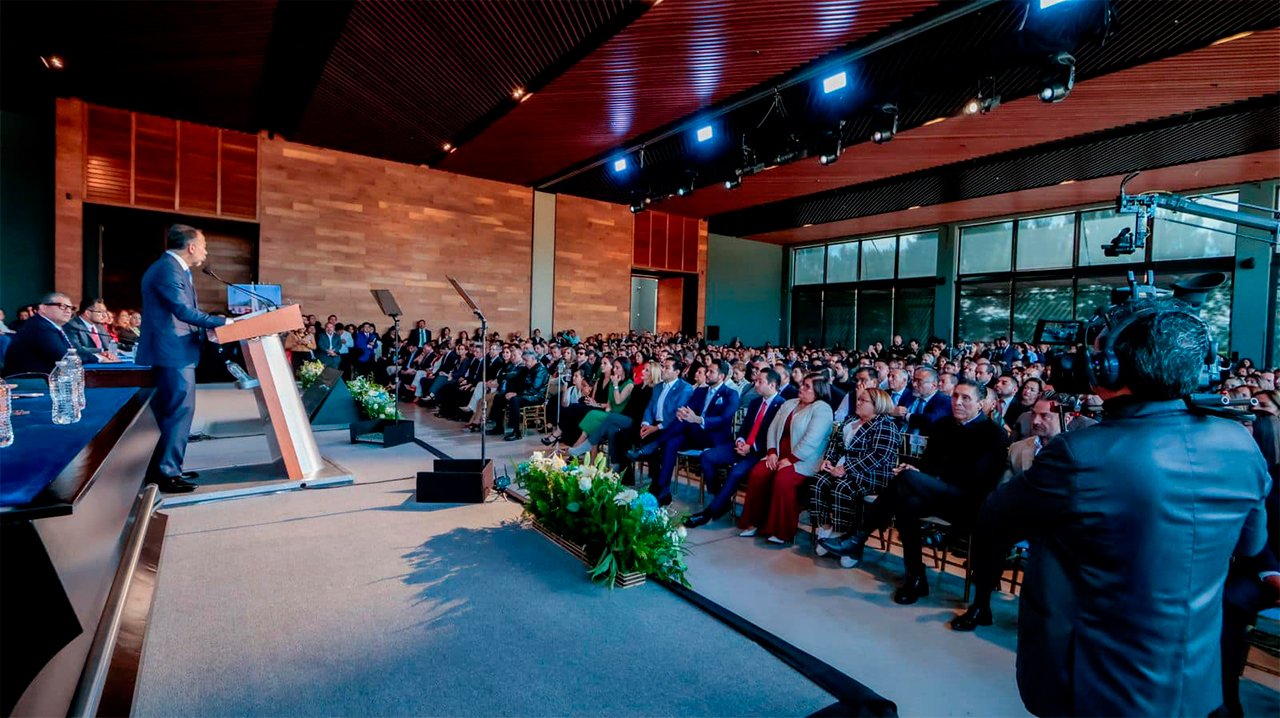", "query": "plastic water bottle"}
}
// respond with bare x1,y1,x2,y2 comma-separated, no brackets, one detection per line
0,382,13,448
50,360,80,425
64,348,85,411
